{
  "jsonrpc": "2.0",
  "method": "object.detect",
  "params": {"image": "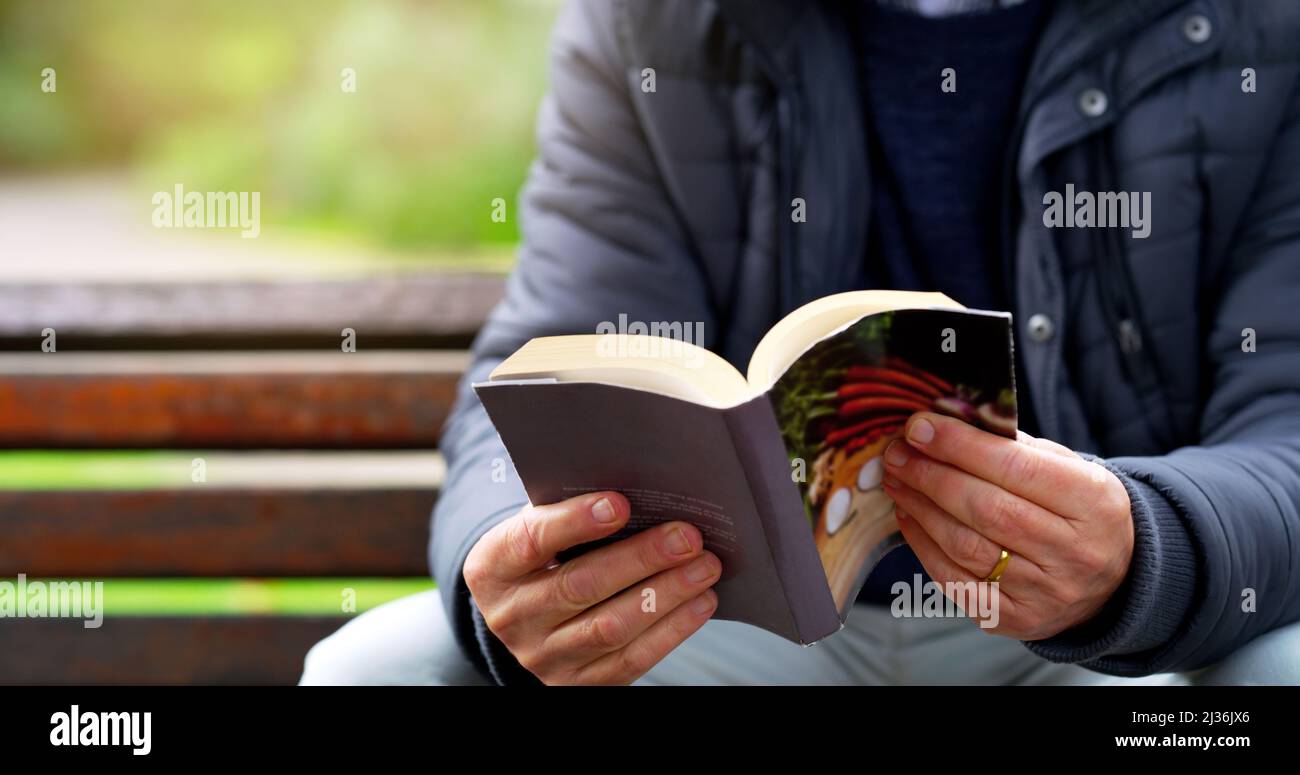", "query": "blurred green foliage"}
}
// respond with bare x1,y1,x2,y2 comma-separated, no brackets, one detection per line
0,0,559,250
0,450,183,489
94,578,436,615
